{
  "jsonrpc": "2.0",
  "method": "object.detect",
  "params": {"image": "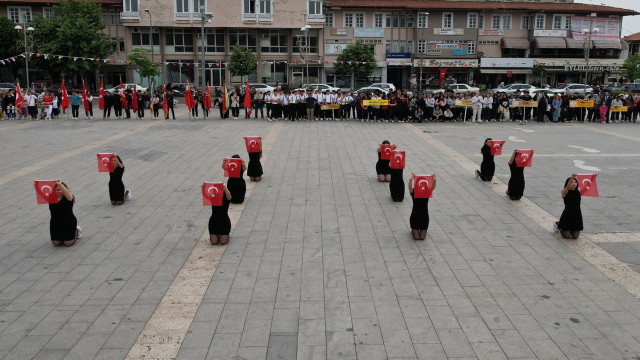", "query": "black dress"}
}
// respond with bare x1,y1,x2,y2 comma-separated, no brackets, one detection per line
247,152,263,178
409,191,429,230
376,151,391,175
559,190,583,231
227,169,246,204
209,195,231,236
389,168,405,202
109,164,125,202
507,161,524,200
49,197,77,241
479,145,495,181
